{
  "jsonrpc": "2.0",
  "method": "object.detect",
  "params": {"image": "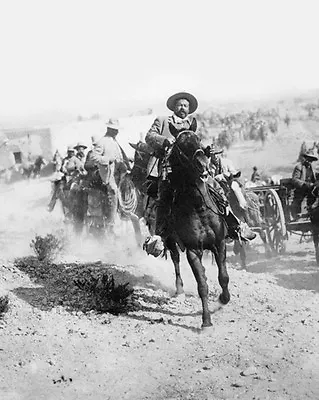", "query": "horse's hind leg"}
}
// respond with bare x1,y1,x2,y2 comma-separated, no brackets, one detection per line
186,249,211,328
213,239,230,305
166,237,184,296
233,240,246,269
260,229,272,258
